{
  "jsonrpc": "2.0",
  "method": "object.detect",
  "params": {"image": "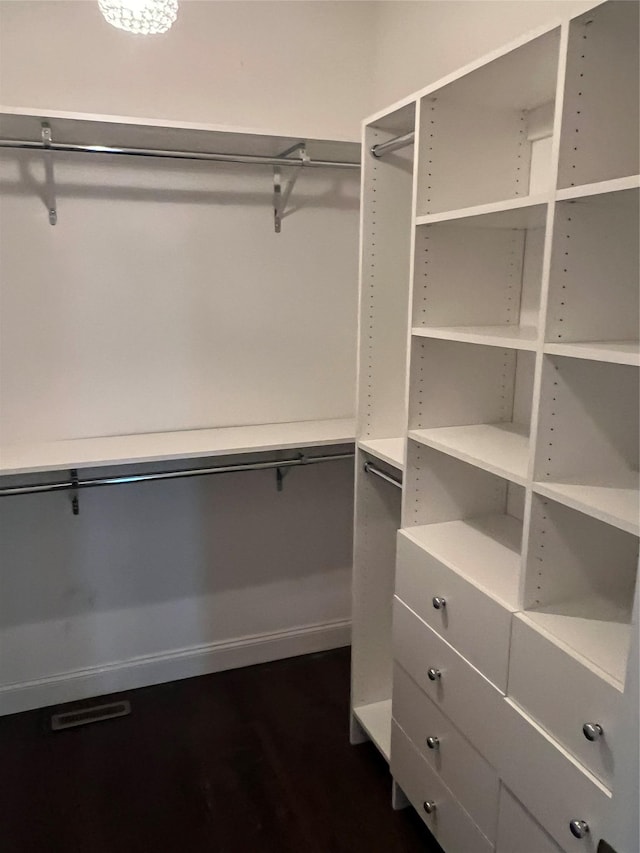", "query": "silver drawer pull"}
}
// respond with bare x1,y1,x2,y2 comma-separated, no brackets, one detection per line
427,667,442,681
432,596,447,610
569,820,590,839
582,722,603,742
426,736,440,750
423,800,437,815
